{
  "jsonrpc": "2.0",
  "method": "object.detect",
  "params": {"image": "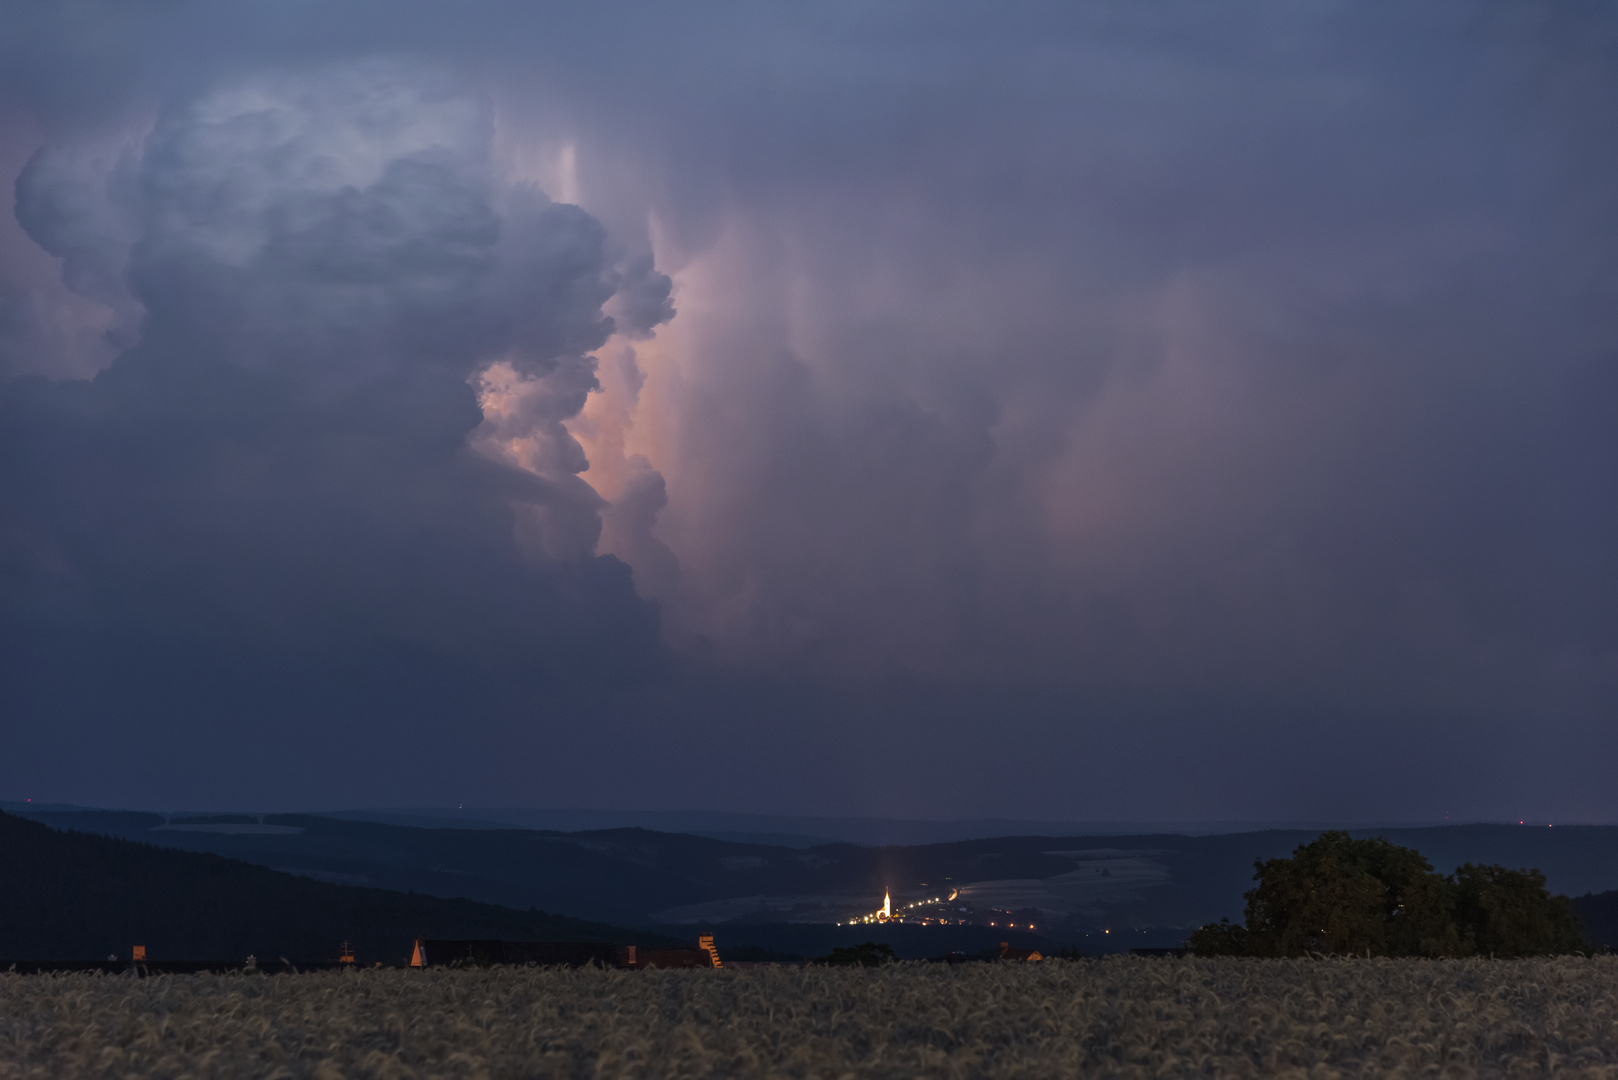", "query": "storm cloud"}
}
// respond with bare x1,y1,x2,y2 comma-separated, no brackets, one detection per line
0,60,671,802
2,2,1616,819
